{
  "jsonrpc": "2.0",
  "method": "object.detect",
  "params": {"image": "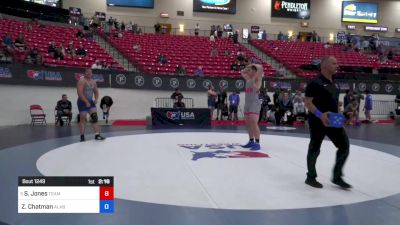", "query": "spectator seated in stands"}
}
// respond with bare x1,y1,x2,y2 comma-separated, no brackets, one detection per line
14,33,27,51
343,100,358,125
2,33,13,49
193,66,204,76
276,92,294,125
230,59,241,71
251,57,260,64
224,48,232,56
210,47,218,57
91,60,103,69
26,47,42,65
54,44,65,60
275,65,286,77
175,65,186,76
55,94,72,126
209,34,215,42
158,54,168,64
75,44,87,57
48,42,56,57
236,49,245,61
66,42,75,57
173,96,186,109
132,44,141,52
171,88,184,100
